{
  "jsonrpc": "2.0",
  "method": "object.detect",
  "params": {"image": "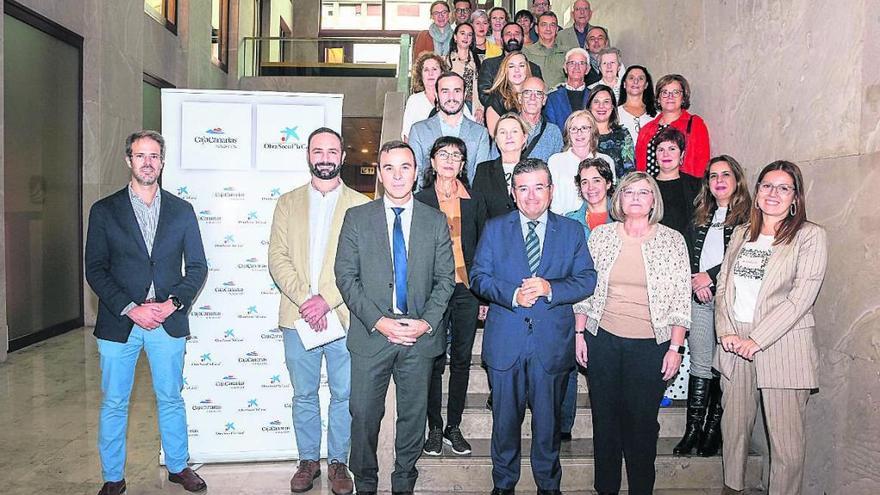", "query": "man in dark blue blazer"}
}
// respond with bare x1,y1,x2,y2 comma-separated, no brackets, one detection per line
470,158,597,495
85,130,207,495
